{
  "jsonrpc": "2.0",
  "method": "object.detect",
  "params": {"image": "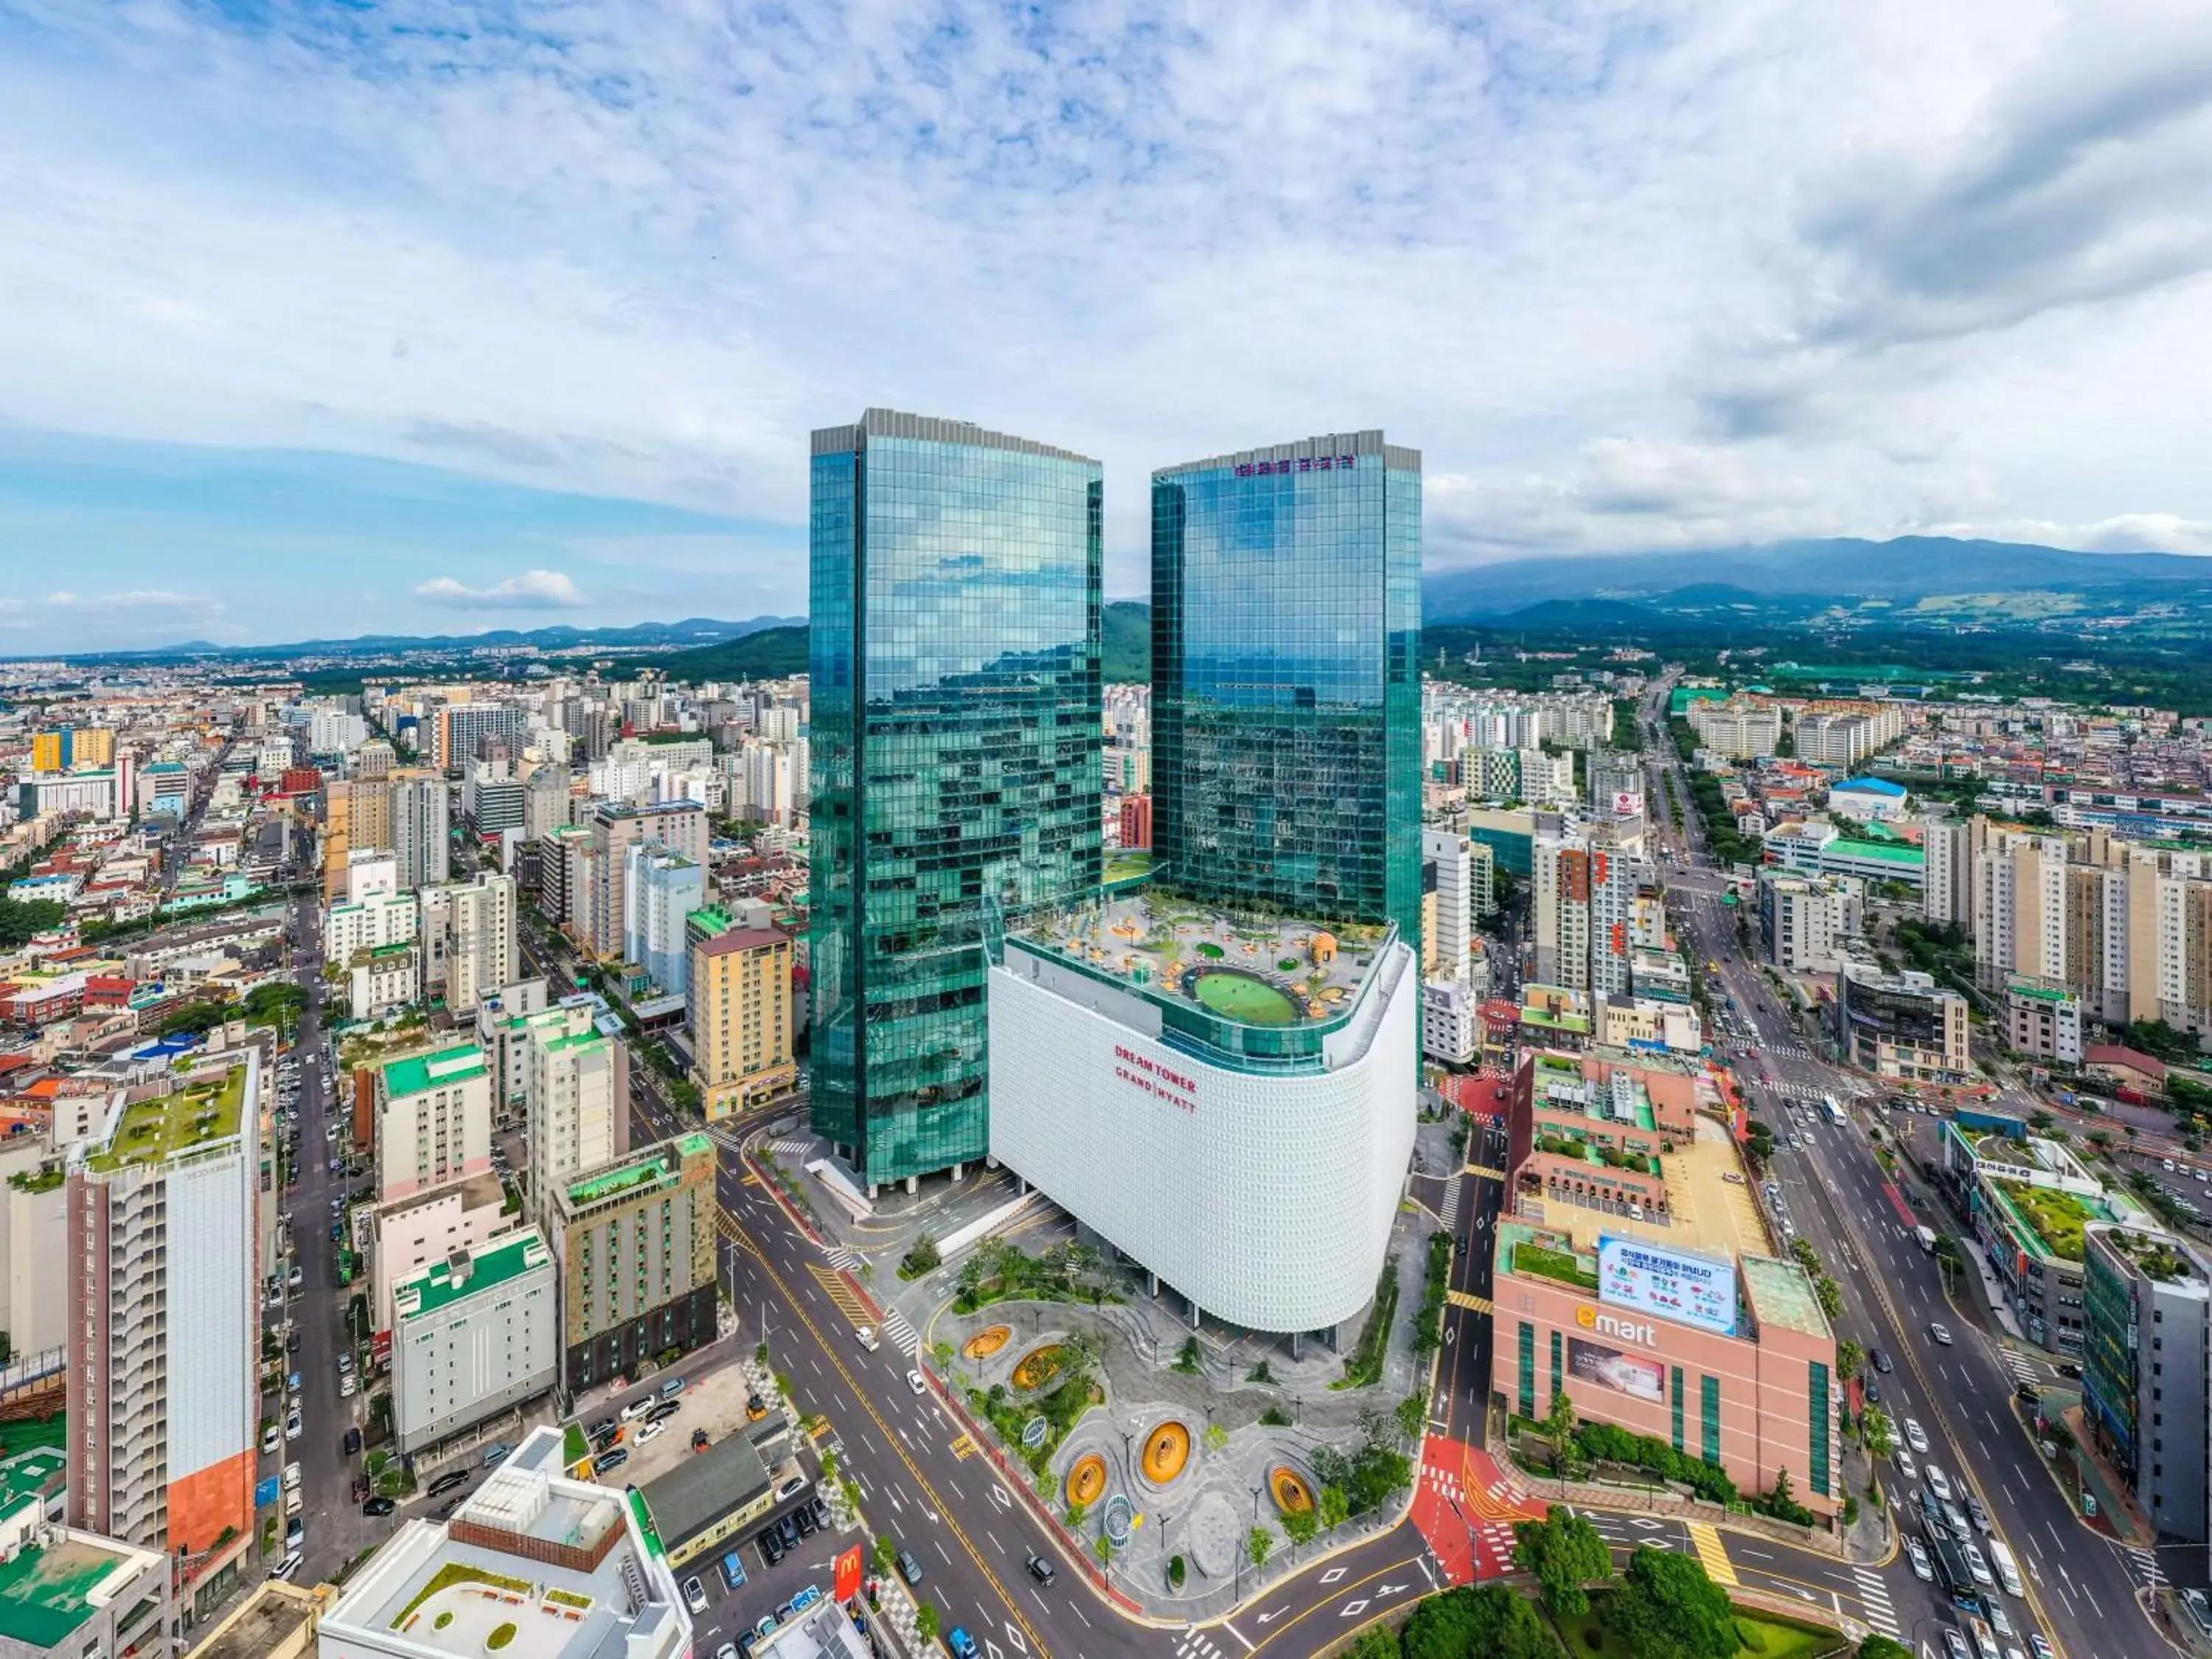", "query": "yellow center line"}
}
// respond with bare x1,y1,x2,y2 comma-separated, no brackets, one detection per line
1241,1552,1434,1657
740,1226,1054,1659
